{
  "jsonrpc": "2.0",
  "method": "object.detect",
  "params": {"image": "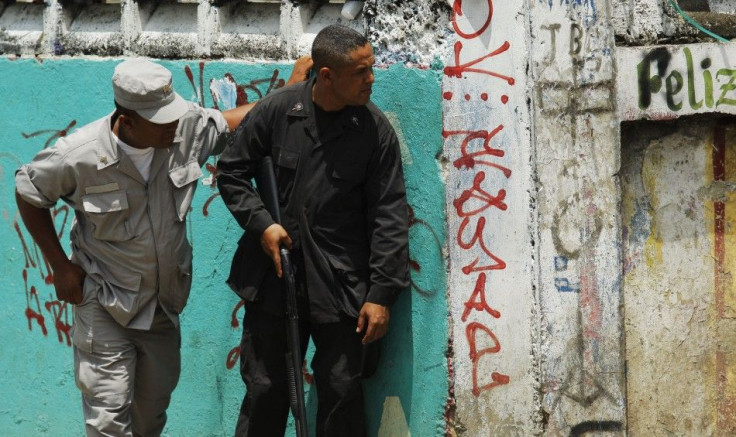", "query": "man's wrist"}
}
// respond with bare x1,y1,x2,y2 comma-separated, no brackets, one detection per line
48,255,72,272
